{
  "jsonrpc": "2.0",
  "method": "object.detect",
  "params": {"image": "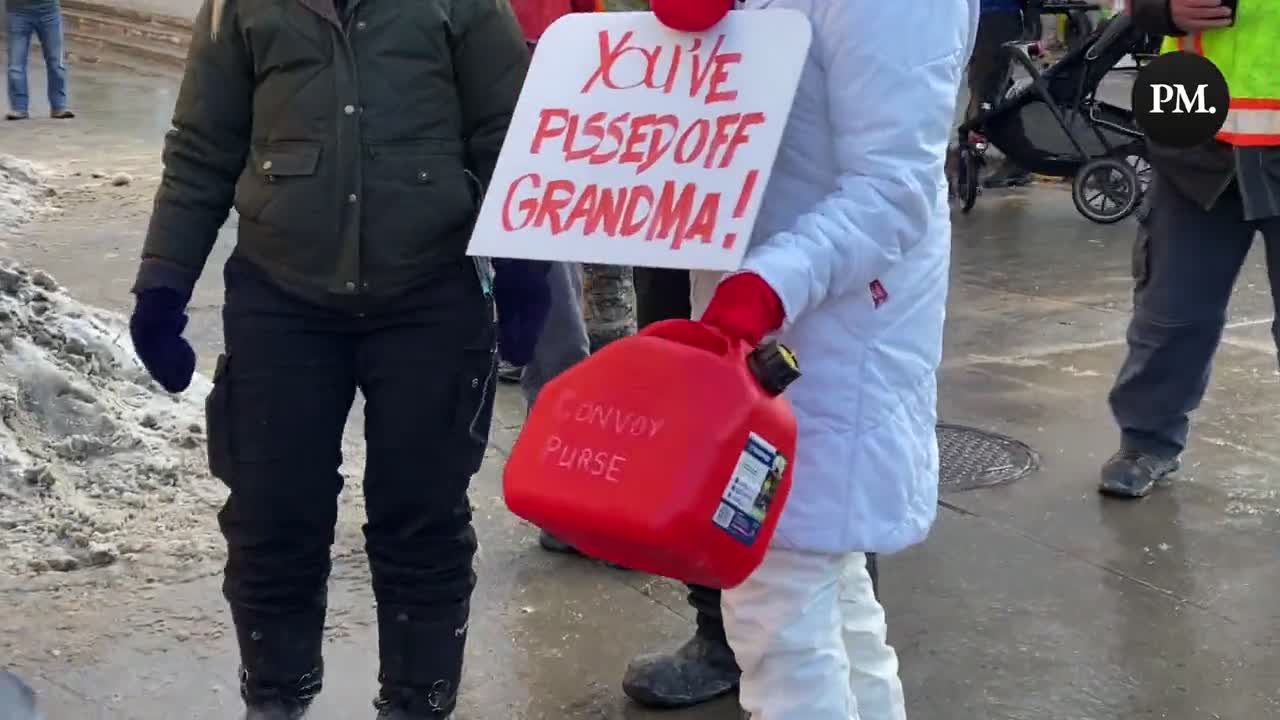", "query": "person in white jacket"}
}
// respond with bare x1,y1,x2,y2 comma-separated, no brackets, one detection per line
643,0,980,717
